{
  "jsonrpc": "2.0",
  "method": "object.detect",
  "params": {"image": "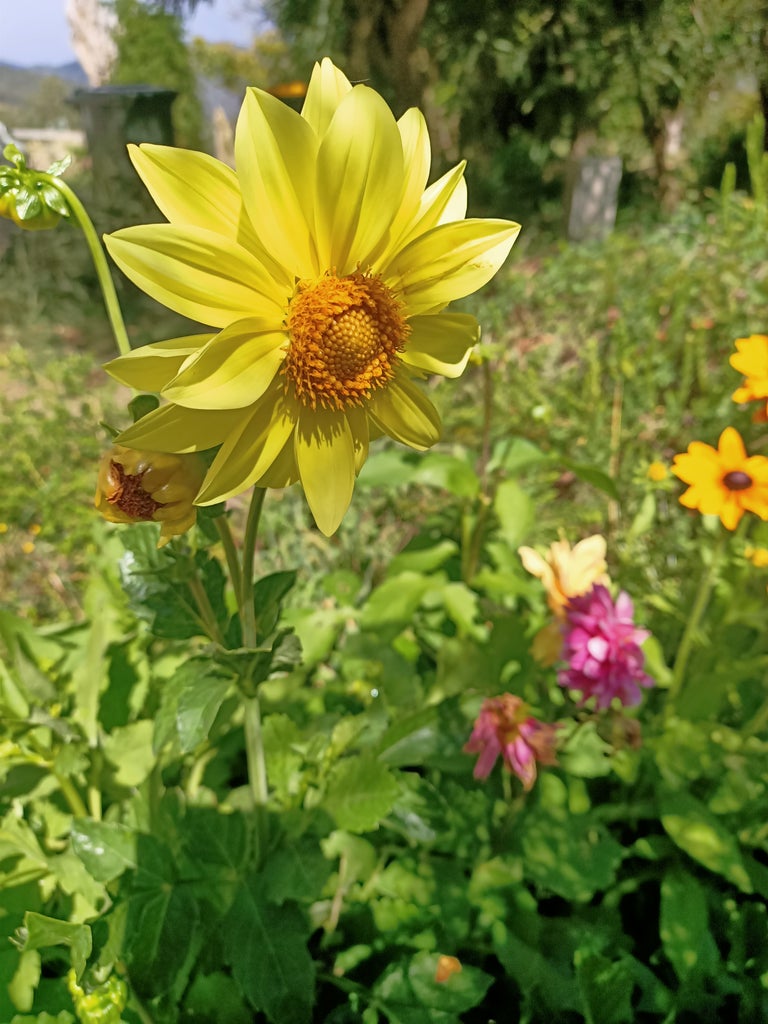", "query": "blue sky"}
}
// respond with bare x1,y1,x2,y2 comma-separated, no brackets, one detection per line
0,0,256,66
